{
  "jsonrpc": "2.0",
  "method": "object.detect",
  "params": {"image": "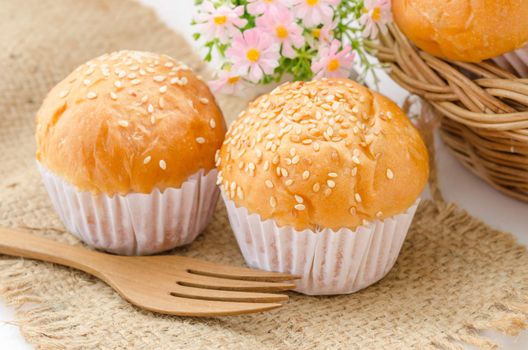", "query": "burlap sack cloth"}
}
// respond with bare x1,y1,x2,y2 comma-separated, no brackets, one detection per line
1,1,528,349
